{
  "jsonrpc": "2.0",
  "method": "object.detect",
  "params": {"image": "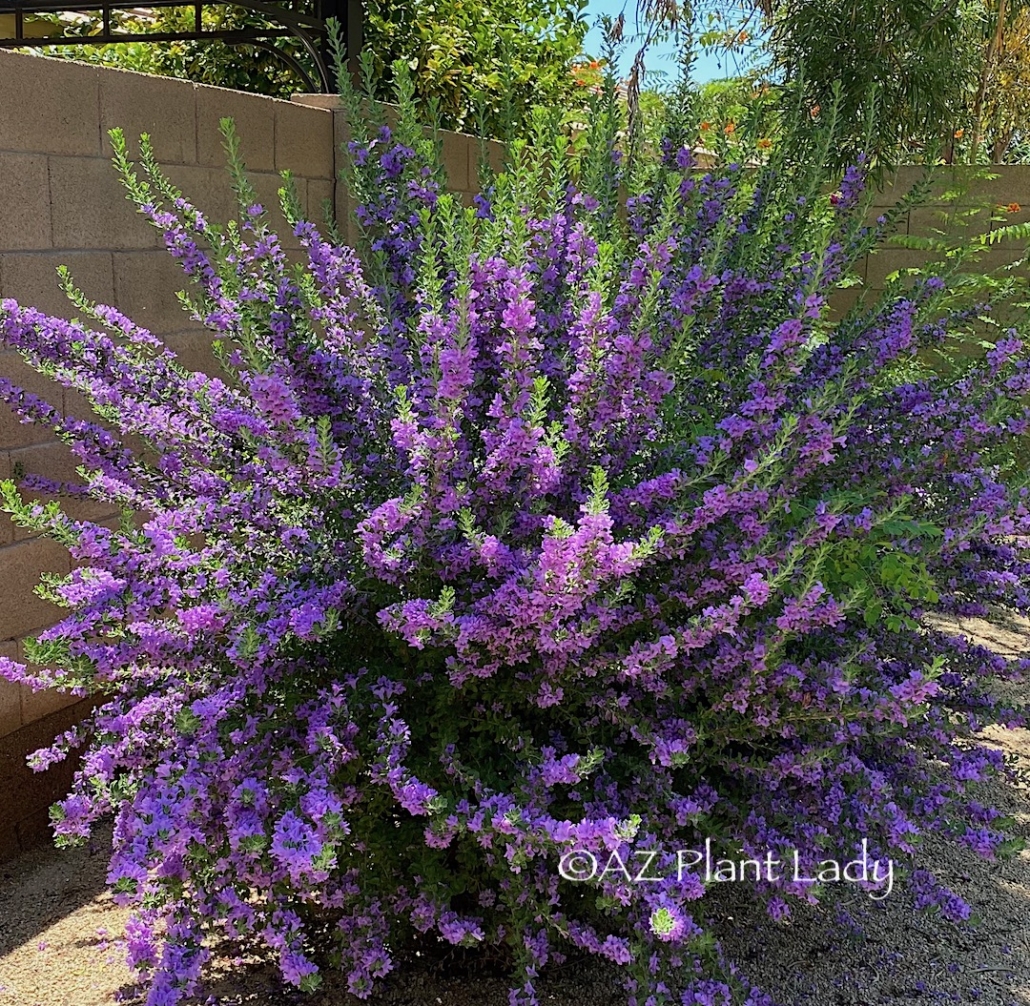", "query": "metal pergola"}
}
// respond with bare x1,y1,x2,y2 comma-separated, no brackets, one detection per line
0,0,363,91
